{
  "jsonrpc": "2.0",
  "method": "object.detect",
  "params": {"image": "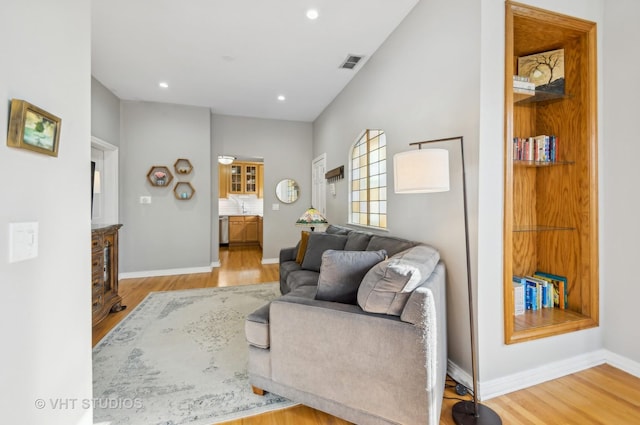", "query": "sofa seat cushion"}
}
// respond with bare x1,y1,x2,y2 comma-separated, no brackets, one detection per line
245,302,271,349
300,233,348,272
358,244,440,315
316,249,387,304
286,269,321,292
365,235,416,257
